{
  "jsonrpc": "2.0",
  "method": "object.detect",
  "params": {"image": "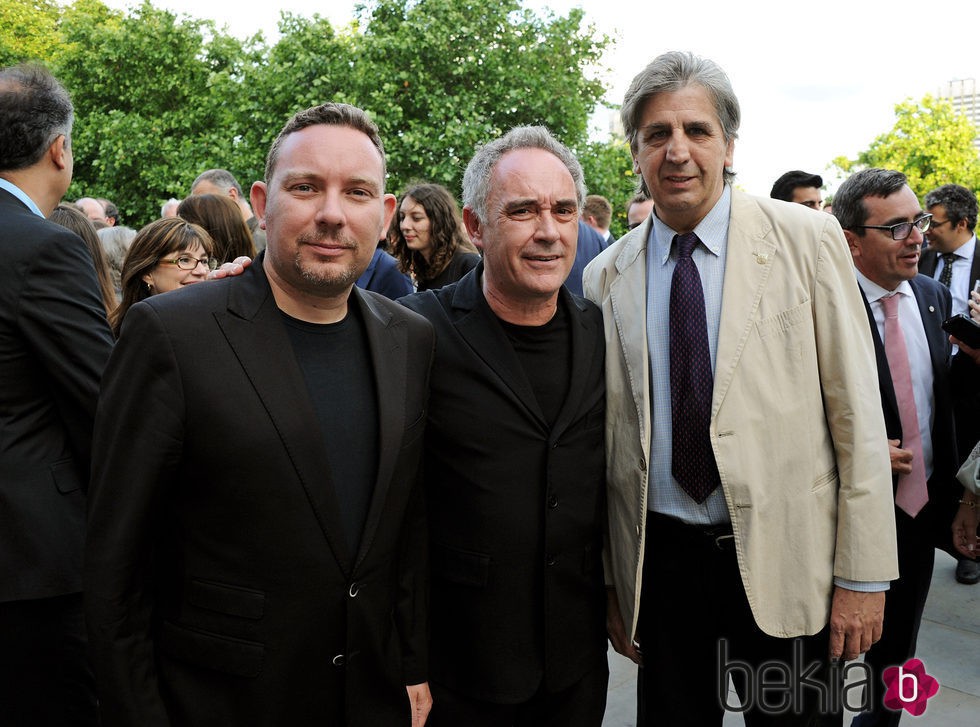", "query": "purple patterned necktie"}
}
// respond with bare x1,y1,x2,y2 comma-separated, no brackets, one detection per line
670,232,722,503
